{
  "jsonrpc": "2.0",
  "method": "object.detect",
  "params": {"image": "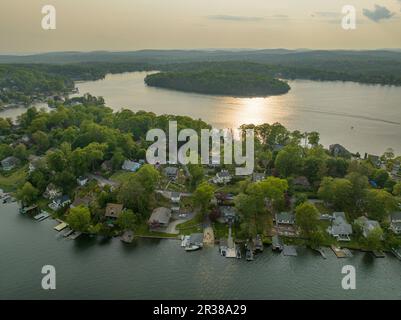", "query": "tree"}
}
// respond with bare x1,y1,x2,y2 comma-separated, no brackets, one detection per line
346,172,369,212
373,169,389,188
303,156,326,184
14,143,28,161
67,206,91,232
193,182,214,215
188,164,204,190
295,202,320,237
393,182,401,197
318,177,353,211
32,131,50,153
117,176,149,217
365,189,397,222
274,145,303,177
366,227,383,251
116,209,137,230
16,182,39,206
0,117,11,134
136,164,160,193
307,131,320,147
259,176,288,211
